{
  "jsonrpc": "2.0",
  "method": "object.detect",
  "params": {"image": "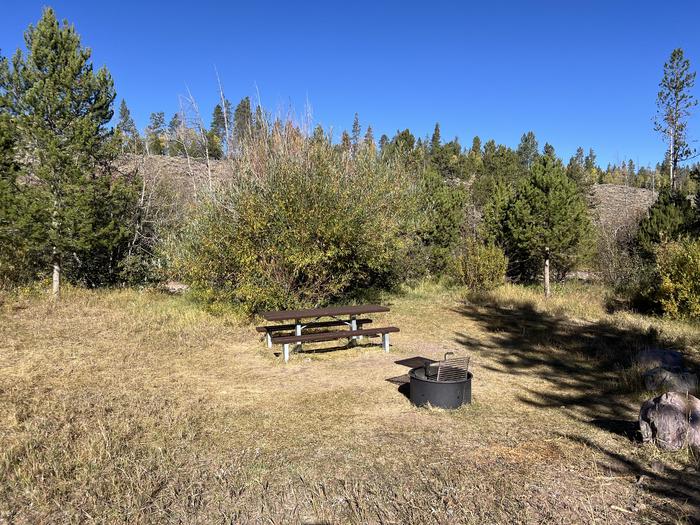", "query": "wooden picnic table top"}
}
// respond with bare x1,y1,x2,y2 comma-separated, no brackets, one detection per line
261,304,390,322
